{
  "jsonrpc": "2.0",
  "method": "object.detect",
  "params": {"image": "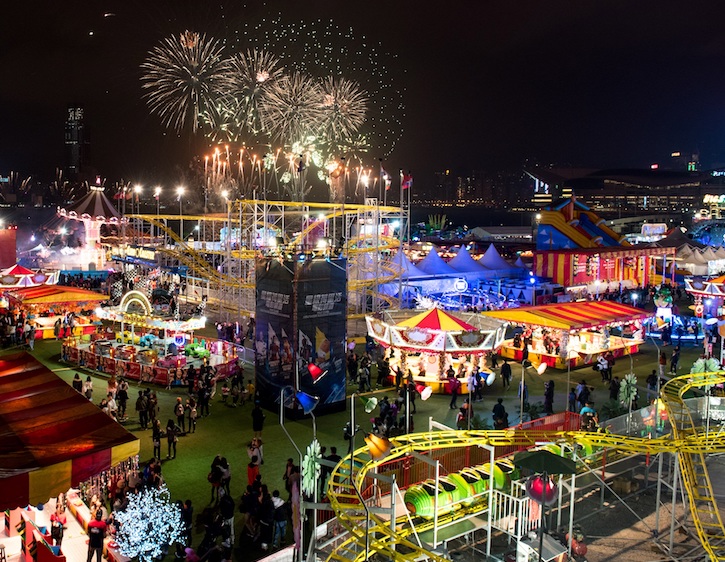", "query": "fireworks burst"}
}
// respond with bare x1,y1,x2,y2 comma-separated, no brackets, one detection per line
236,15,405,158
141,30,232,133
259,72,323,147
317,76,369,158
